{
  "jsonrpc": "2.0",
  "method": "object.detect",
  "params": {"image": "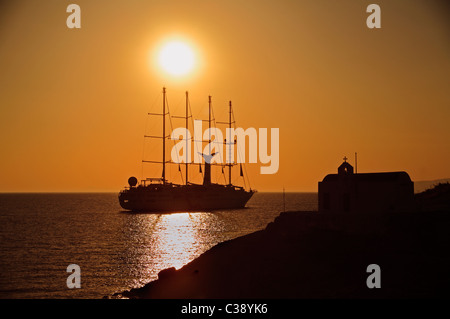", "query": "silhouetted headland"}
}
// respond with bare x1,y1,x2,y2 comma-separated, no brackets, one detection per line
111,162,450,299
